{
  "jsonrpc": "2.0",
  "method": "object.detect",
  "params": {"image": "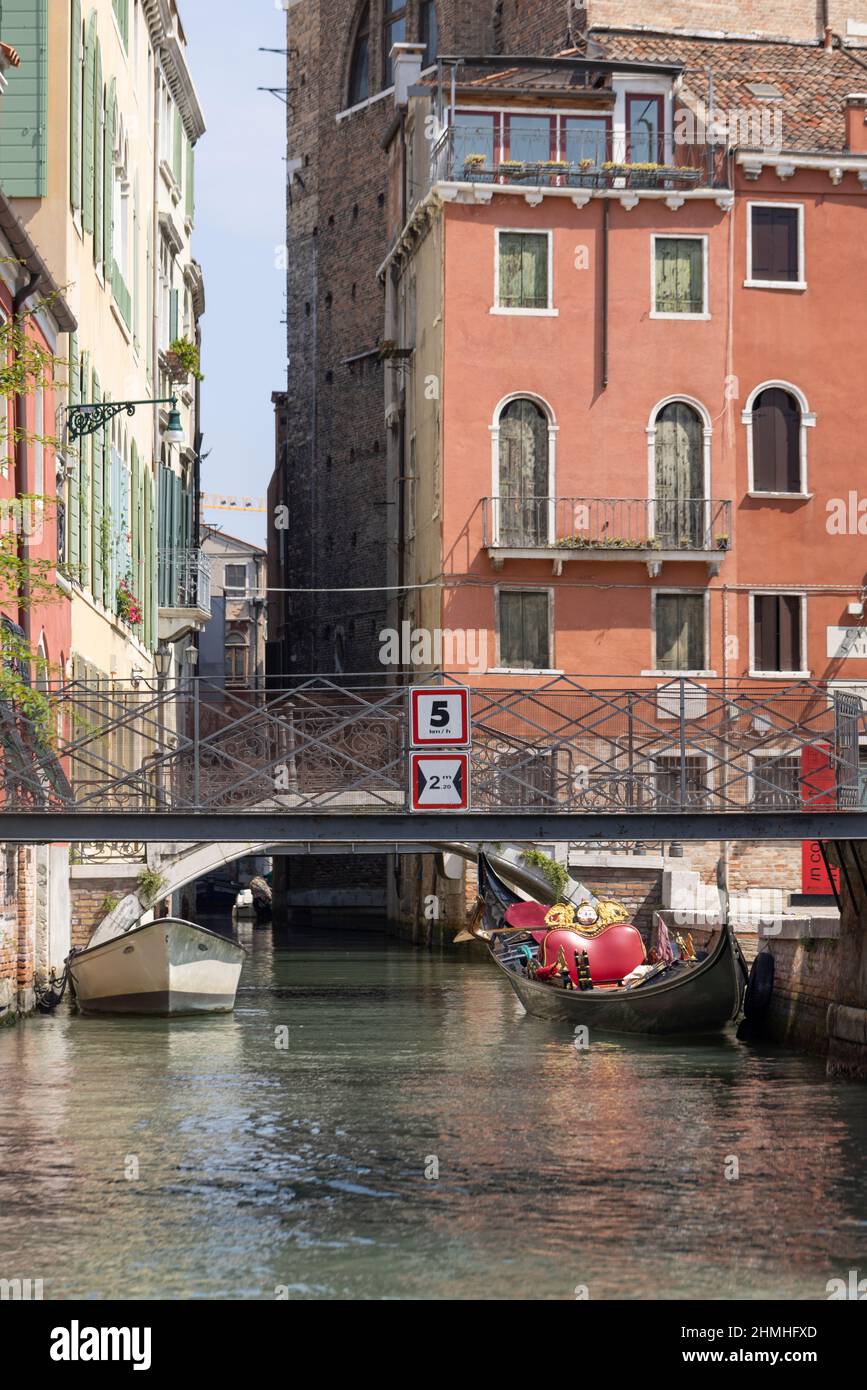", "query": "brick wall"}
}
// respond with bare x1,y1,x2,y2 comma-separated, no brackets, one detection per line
69,875,141,950
0,847,38,1020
